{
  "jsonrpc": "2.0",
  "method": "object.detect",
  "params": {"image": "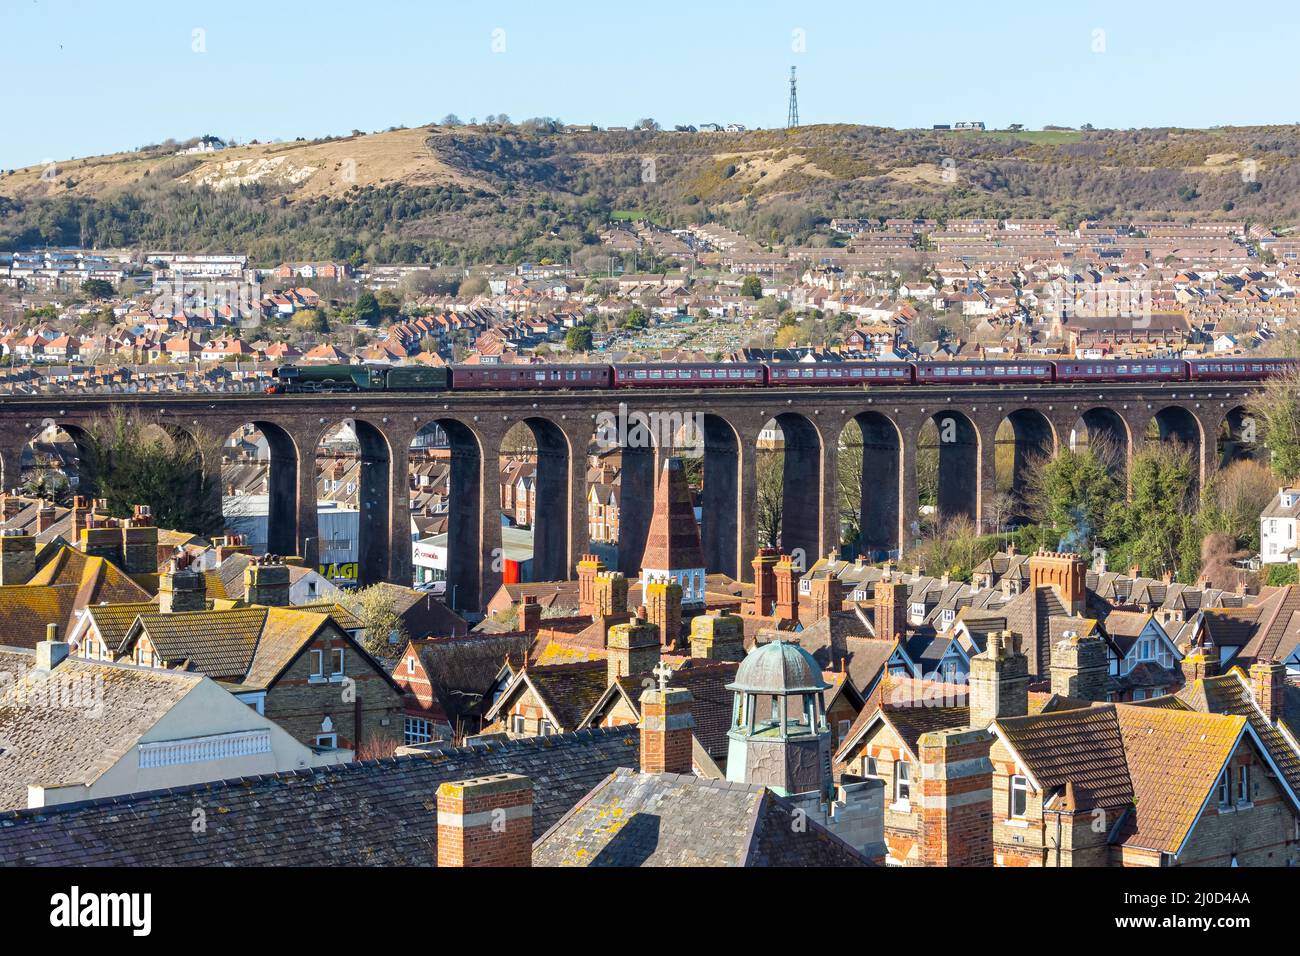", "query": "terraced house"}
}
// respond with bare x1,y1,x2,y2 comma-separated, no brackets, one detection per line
67,558,405,753
836,630,1300,866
